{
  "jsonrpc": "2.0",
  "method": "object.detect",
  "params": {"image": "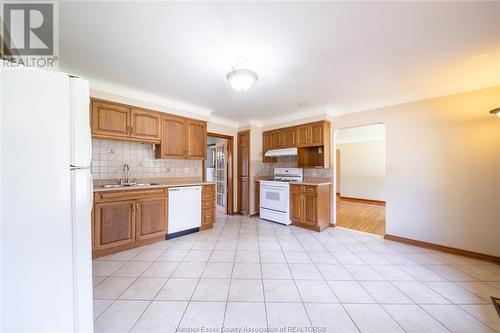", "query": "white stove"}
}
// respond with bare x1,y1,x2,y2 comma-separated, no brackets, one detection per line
260,168,303,225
